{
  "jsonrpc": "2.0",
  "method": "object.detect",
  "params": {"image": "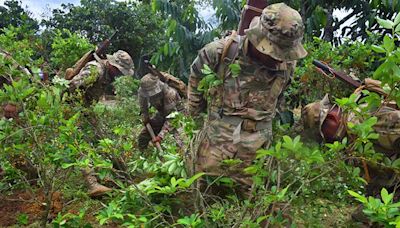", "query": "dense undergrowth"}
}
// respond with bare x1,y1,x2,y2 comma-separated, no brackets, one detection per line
0,11,400,228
